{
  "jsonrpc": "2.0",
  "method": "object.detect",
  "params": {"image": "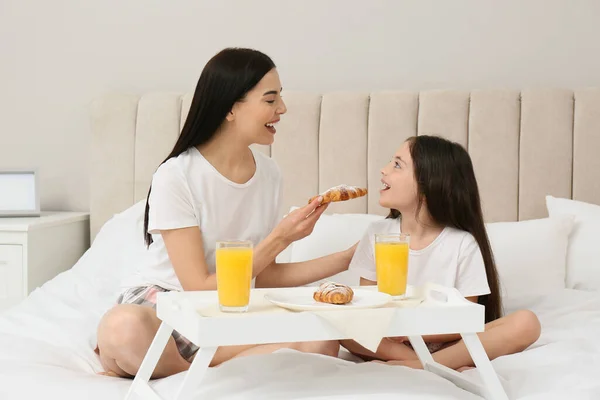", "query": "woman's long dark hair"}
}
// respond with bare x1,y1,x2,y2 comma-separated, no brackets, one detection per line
143,48,276,246
387,135,502,322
